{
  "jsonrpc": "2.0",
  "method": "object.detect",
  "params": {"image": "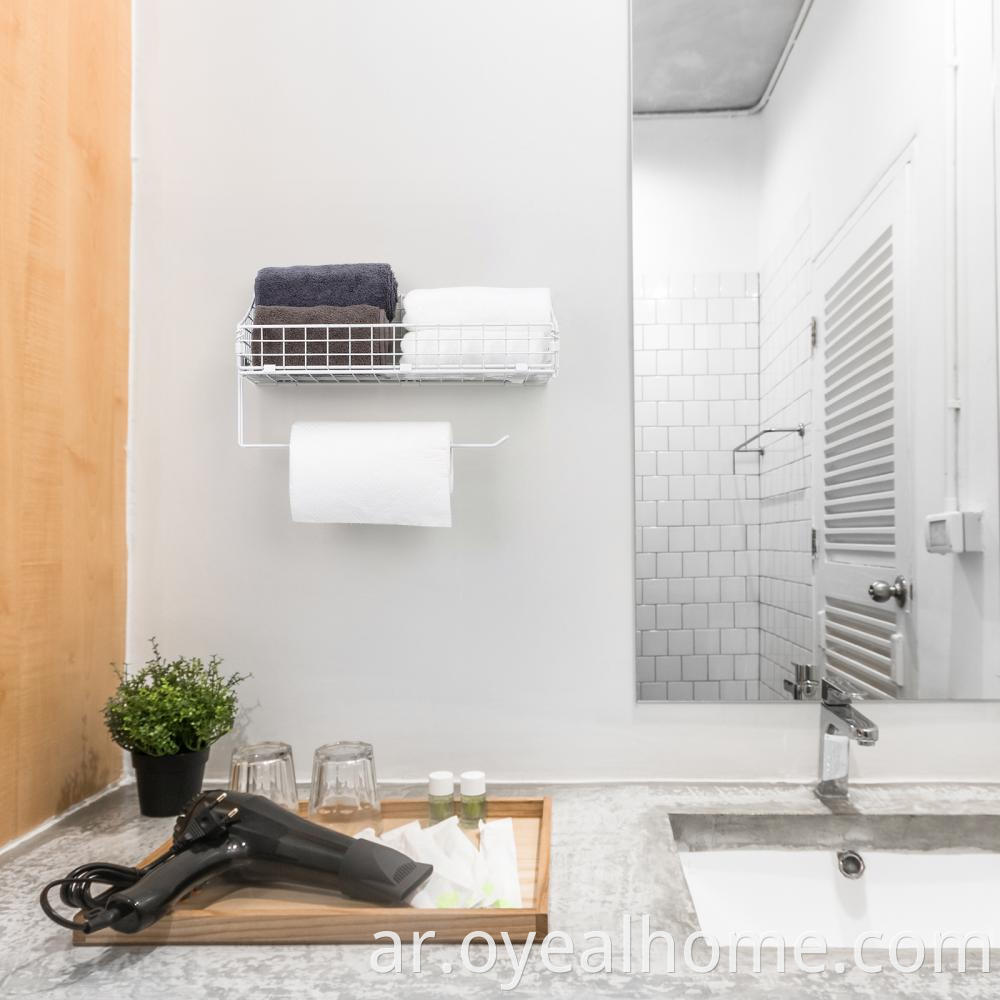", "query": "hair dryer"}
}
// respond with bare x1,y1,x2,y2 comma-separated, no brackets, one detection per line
40,790,433,934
